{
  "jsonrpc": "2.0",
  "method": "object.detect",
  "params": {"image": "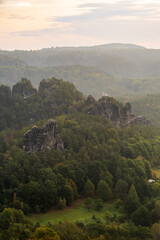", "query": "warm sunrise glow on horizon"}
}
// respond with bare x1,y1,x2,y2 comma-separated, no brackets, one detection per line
15,2,32,7
0,0,160,50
